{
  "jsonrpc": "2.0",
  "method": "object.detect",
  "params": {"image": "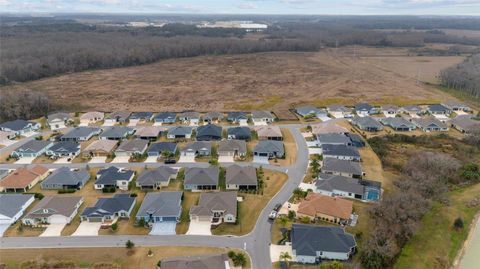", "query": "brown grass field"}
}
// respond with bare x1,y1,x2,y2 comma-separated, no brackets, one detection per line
1,46,465,117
